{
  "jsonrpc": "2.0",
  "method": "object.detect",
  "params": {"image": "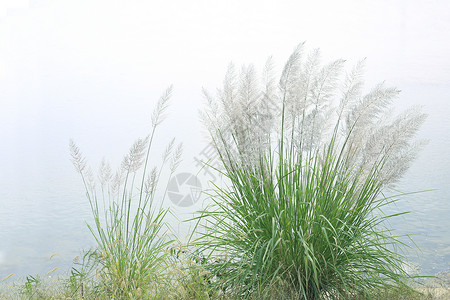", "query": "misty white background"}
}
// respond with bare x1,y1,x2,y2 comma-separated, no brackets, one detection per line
0,0,449,278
